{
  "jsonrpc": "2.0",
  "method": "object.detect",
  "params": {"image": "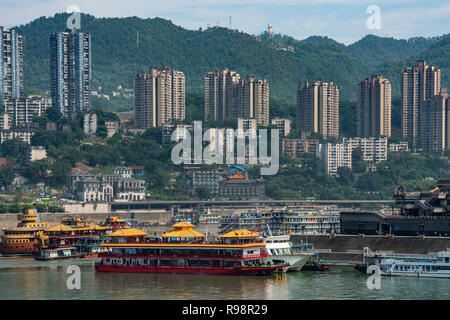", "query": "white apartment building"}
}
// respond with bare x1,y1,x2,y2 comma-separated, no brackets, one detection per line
271,117,291,136
162,124,193,143
342,137,388,163
316,143,352,176
84,113,97,135
389,141,409,152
